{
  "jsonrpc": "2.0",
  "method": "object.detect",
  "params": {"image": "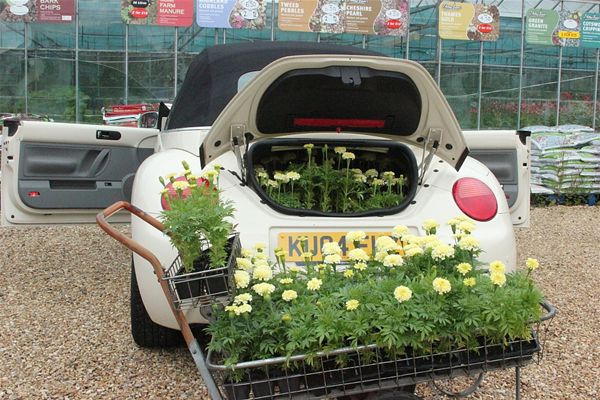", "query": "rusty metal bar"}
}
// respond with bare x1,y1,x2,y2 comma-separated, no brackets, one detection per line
96,201,223,400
